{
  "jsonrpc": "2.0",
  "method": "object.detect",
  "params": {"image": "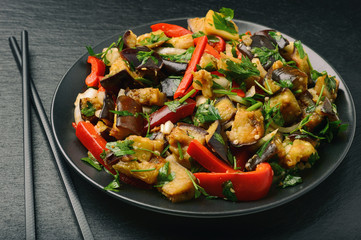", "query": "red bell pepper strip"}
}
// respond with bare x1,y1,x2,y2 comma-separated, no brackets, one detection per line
184,85,199,98
210,71,224,77
194,163,273,201
174,36,208,99
194,37,220,59
231,82,245,97
231,147,250,171
146,98,196,131
209,36,226,53
187,139,236,173
85,56,106,88
76,121,115,174
150,23,192,37
76,121,150,189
